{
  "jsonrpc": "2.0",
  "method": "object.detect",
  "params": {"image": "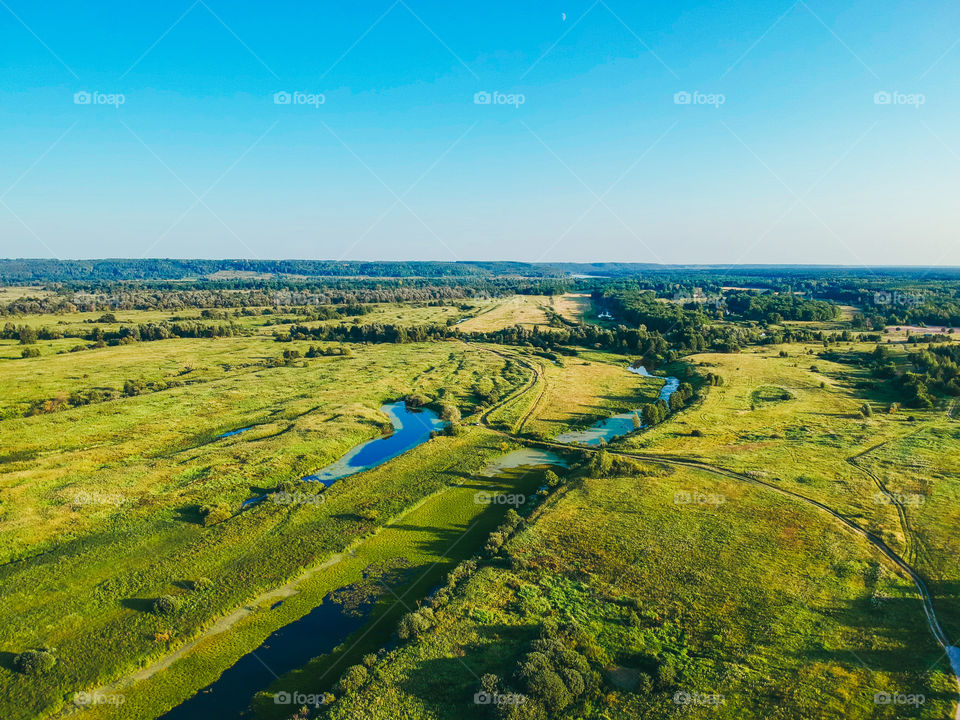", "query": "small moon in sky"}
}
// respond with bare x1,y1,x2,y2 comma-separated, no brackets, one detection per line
562,12,567,21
